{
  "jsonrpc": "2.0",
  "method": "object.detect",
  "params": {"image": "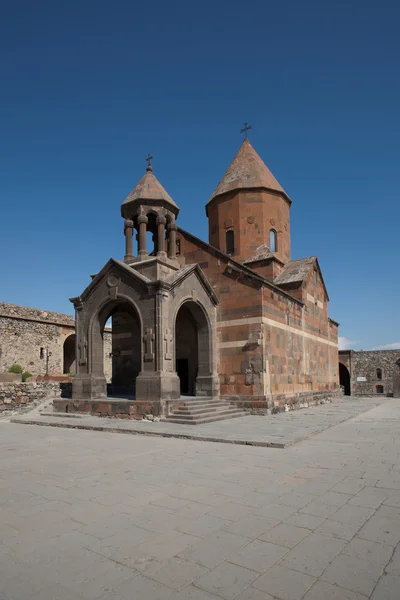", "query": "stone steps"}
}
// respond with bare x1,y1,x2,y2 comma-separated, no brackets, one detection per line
175,403,231,414
162,397,246,425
